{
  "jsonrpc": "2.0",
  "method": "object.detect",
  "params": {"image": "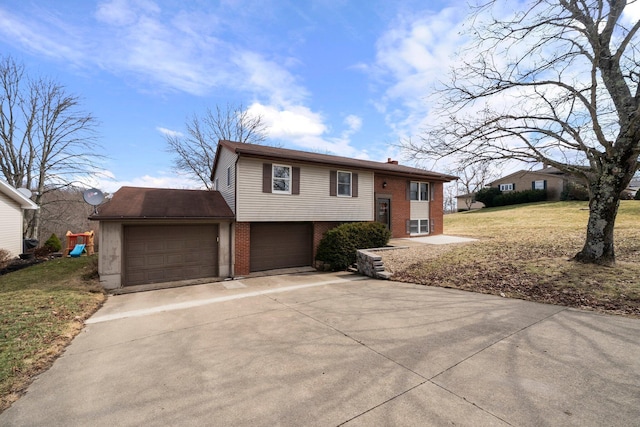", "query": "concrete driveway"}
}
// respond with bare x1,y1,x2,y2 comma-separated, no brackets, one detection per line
2,272,639,426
